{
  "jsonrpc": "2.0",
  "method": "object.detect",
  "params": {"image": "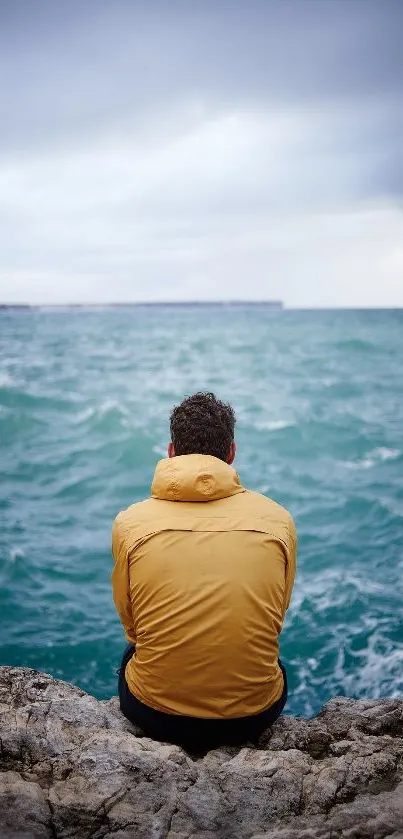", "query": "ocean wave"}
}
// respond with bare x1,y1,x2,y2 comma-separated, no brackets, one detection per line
70,407,96,425
68,399,132,430
333,632,403,700
333,338,377,353
343,447,400,469
9,547,25,563
1,307,402,717
252,419,296,431
0,371,15,388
